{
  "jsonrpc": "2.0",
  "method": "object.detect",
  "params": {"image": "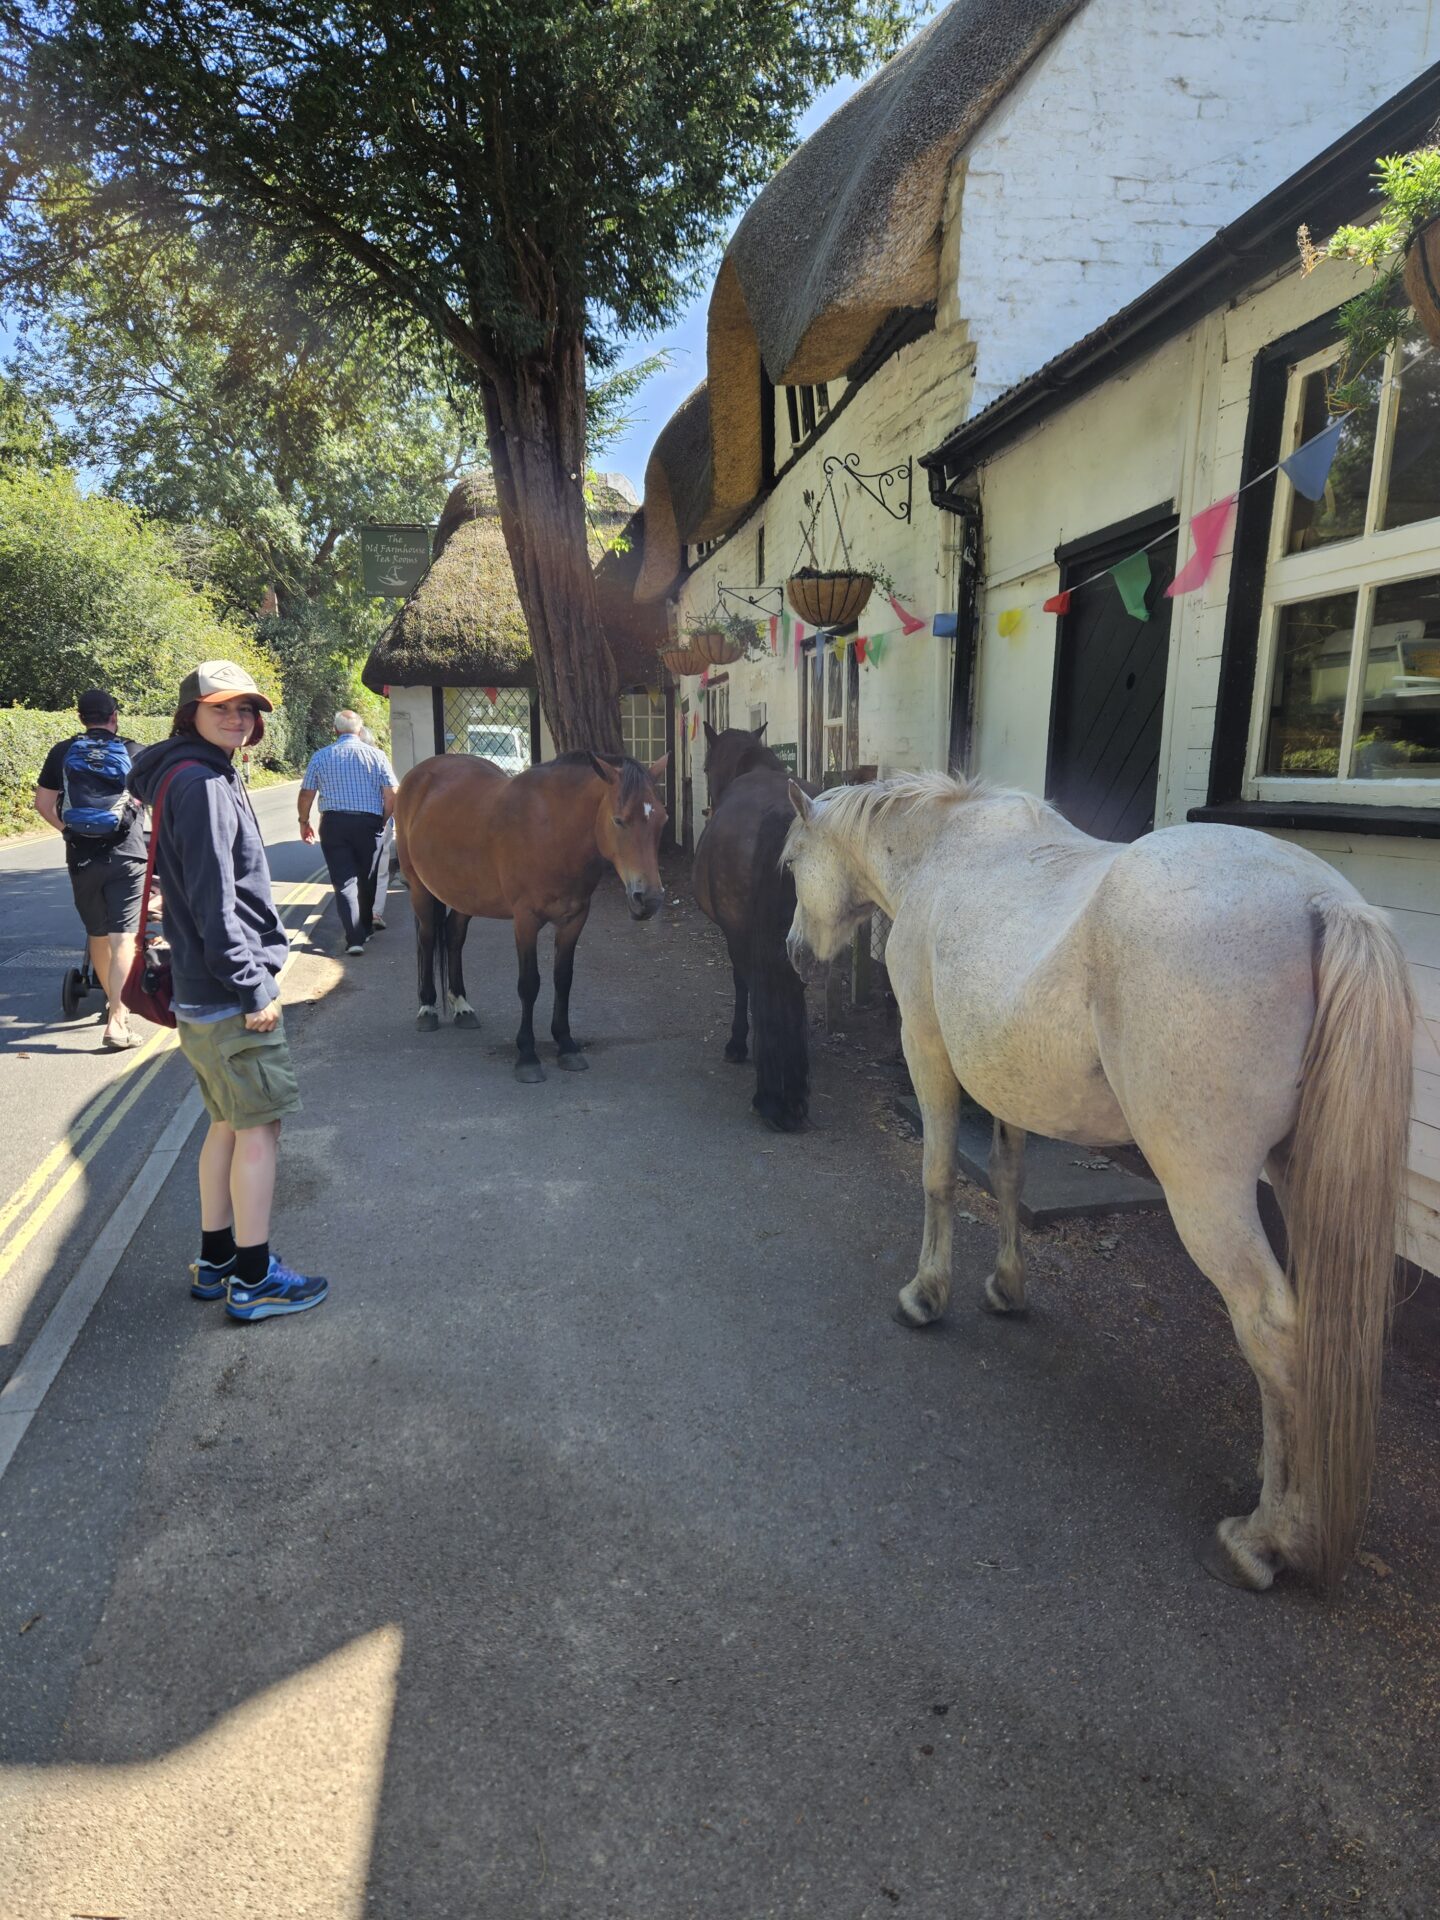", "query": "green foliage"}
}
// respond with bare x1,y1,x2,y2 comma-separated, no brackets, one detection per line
0,705,172,835
0,465,279,713
256,599,390,762
0,371,60,468
1303,147,1440,407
